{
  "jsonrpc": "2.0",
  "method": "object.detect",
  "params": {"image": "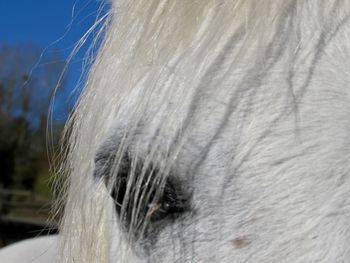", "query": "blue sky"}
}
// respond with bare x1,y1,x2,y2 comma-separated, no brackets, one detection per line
0,0,109,121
